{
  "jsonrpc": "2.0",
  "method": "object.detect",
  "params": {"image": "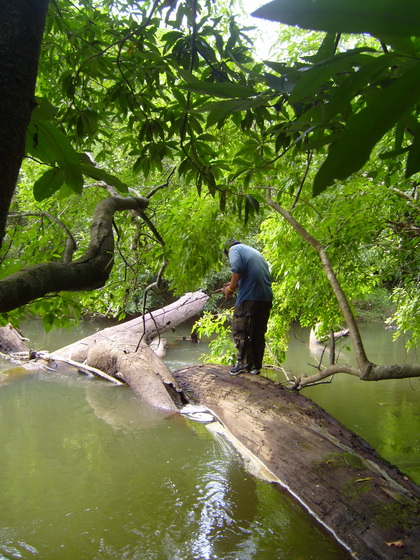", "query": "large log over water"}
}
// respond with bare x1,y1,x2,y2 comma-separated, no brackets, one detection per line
0,292,208,412
56,291,209,363
174,364,420,560
50,291,209,411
